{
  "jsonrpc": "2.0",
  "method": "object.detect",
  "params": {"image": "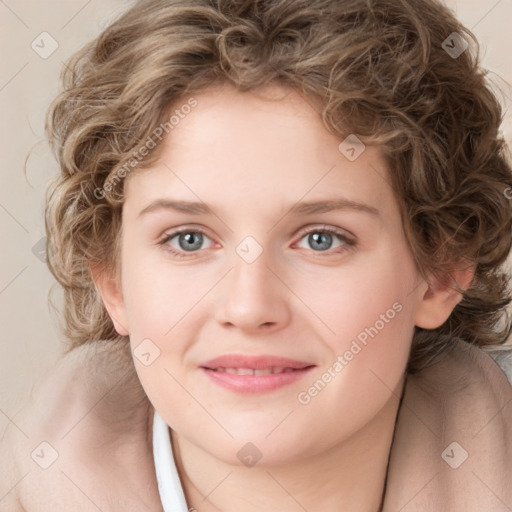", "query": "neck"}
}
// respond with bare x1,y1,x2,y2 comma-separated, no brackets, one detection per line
171,374,405,512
